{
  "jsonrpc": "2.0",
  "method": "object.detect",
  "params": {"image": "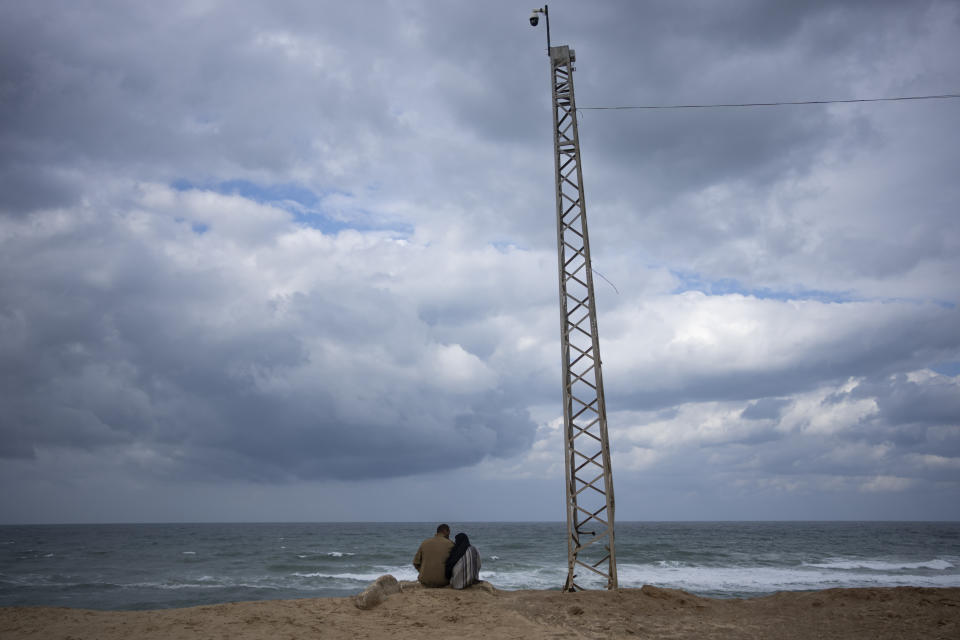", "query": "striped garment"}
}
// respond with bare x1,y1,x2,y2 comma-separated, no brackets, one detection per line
449,545,481,590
